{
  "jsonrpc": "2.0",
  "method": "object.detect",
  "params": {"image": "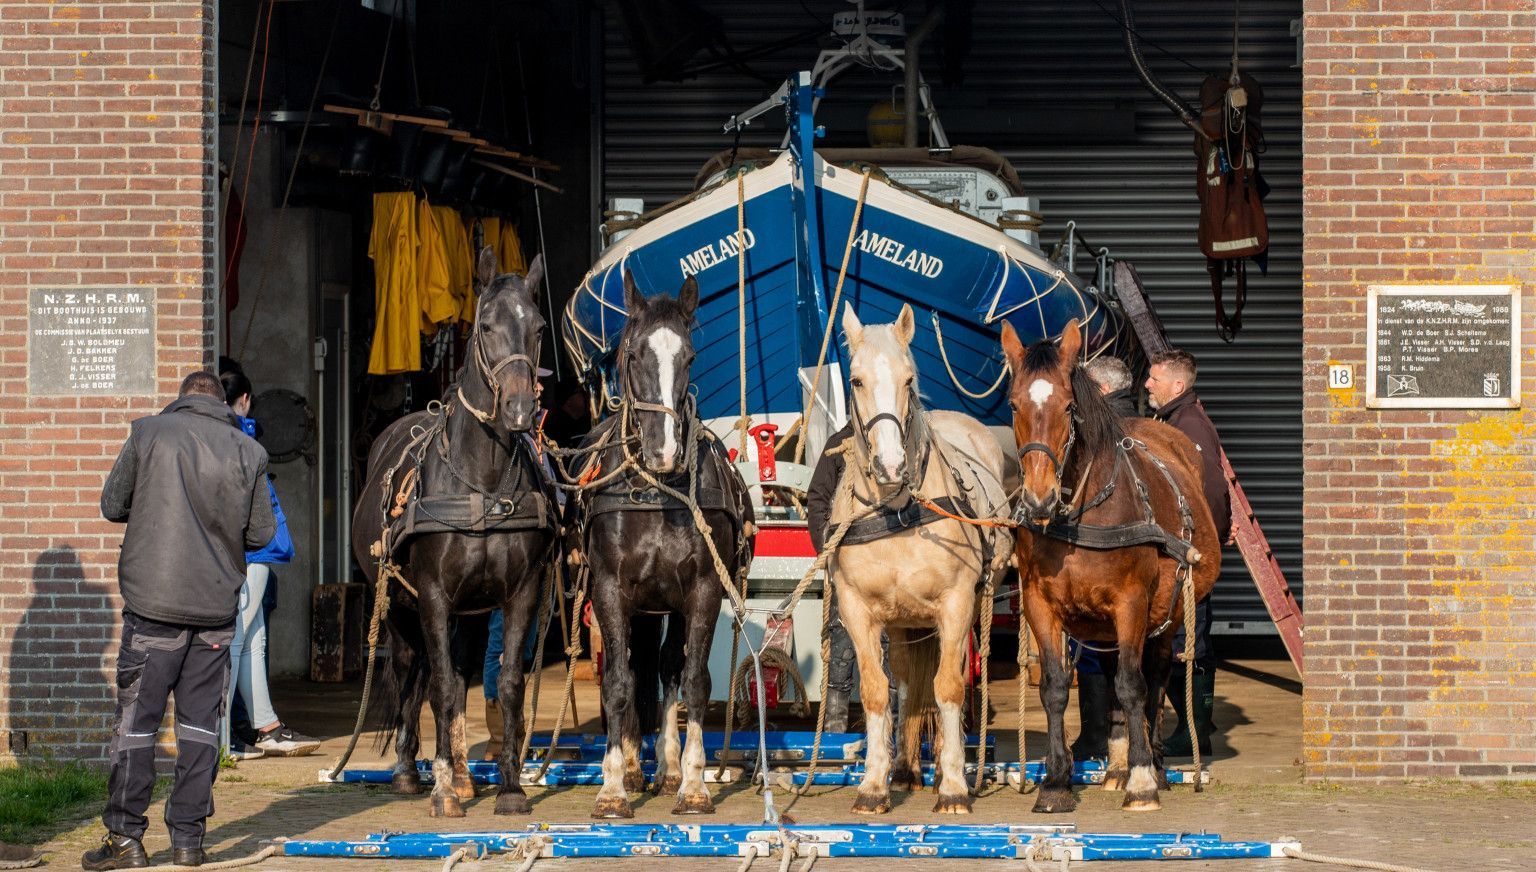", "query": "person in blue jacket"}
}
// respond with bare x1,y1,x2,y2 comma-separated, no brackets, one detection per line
221,371,320,759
